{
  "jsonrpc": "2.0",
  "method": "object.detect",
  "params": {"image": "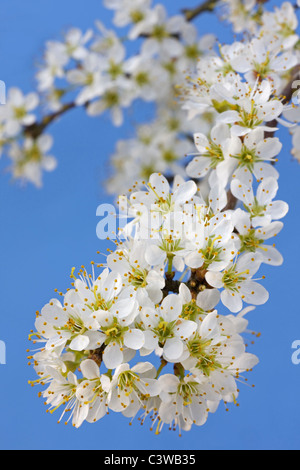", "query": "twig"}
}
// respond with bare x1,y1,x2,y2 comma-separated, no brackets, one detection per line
182,0,220,21
24,102,76,139
22,1,224,141
156,359,168,378
265,65,300,139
